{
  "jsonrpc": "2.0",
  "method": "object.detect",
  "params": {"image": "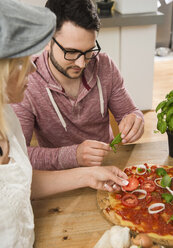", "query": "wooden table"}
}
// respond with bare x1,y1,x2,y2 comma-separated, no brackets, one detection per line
32,141,173,248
